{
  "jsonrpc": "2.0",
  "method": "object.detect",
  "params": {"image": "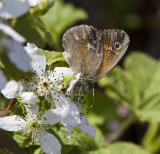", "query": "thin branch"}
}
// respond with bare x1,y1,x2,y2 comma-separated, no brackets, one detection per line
7,98,15,110
104,114,136,145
